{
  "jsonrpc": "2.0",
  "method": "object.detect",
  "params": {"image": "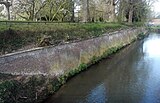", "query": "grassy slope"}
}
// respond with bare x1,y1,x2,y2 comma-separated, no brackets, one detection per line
0,22,132,55
148,25,160,30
